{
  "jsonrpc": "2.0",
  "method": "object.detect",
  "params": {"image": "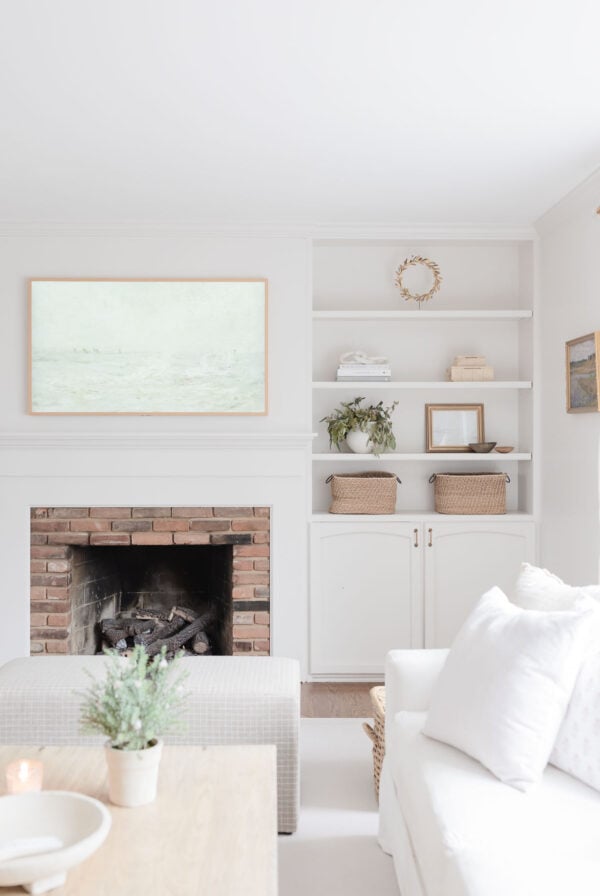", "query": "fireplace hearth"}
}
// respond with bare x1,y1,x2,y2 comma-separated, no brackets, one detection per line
30,506,270,657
